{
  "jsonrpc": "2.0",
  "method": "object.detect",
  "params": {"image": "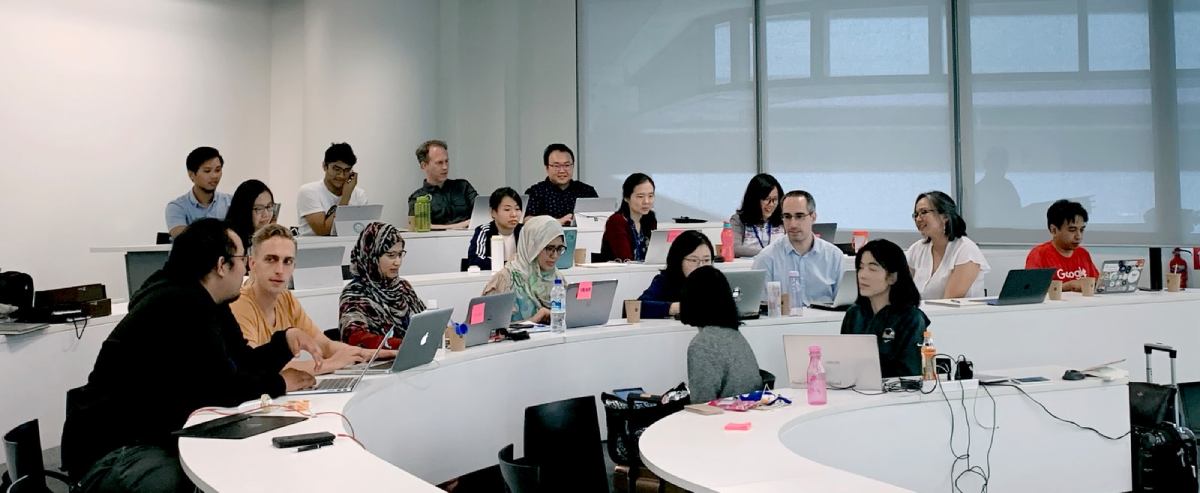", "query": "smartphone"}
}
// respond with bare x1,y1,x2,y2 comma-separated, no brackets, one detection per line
1012,376,1050,384
612,387,645,400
